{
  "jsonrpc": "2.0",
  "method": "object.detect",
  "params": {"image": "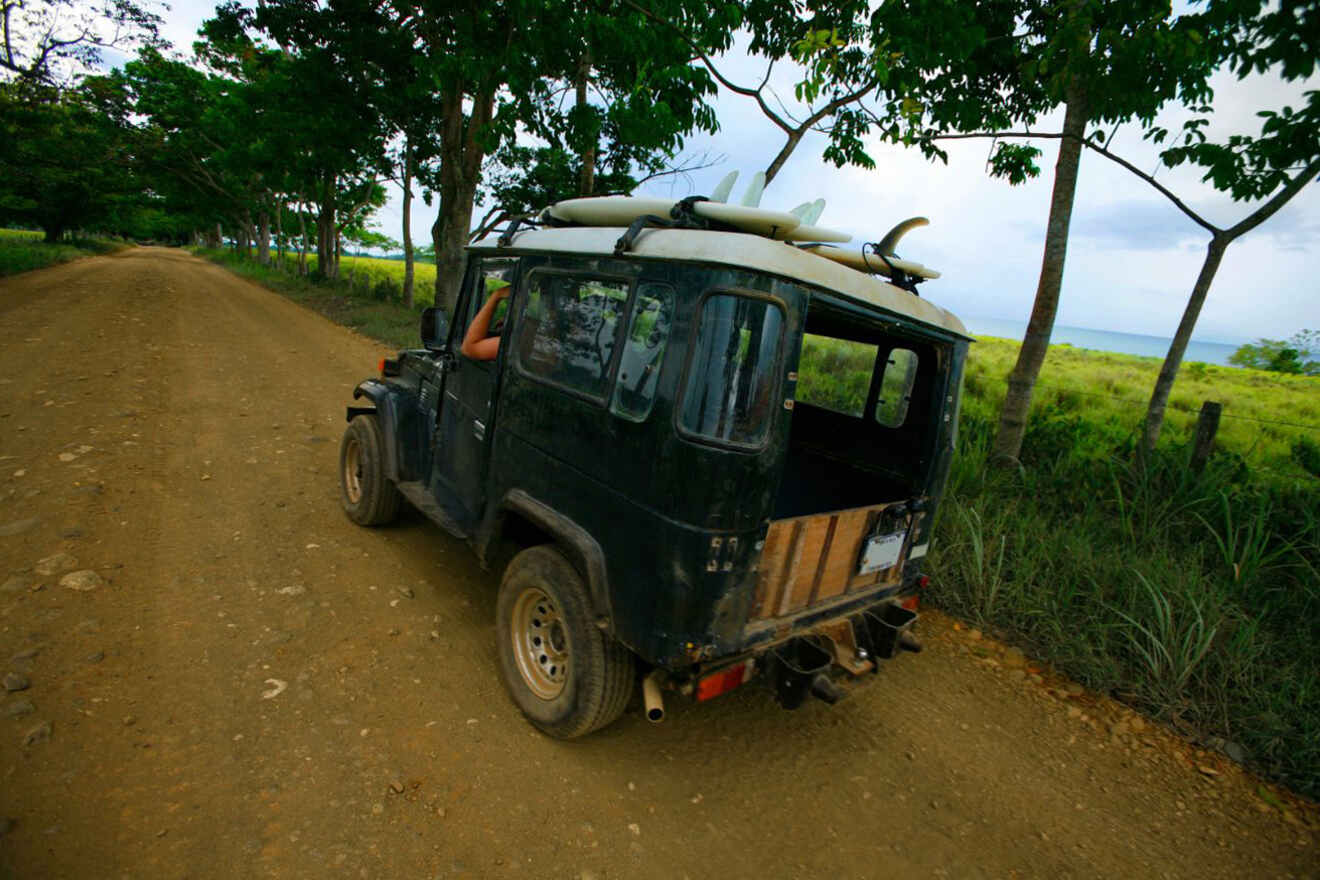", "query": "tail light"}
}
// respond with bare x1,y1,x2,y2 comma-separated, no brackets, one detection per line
696,661,754,702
